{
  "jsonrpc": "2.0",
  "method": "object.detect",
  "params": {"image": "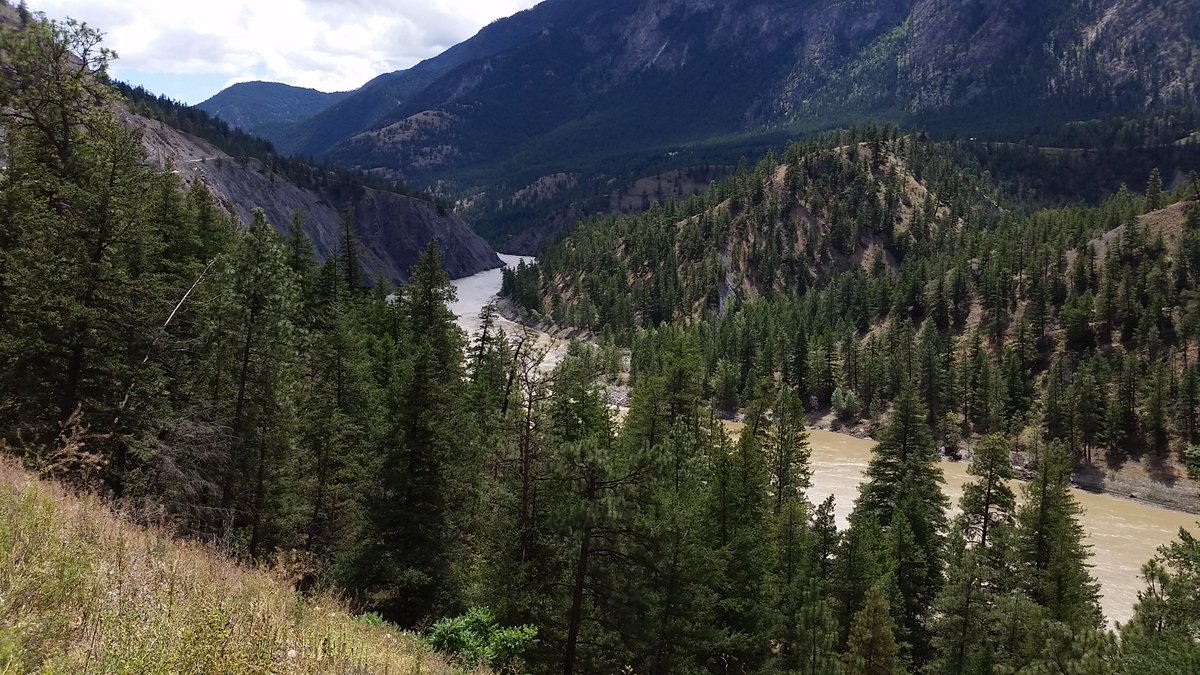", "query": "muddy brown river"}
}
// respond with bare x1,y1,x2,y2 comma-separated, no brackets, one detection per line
453,256,1200,627
806,430,1198,626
